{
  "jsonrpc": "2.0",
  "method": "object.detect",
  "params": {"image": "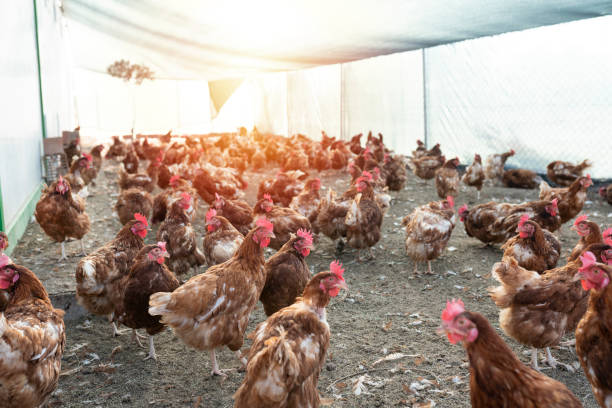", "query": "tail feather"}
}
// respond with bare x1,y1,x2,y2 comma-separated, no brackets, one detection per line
577,159,592,171
149,292,172,316
538,180,551,197
489,257,540,307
